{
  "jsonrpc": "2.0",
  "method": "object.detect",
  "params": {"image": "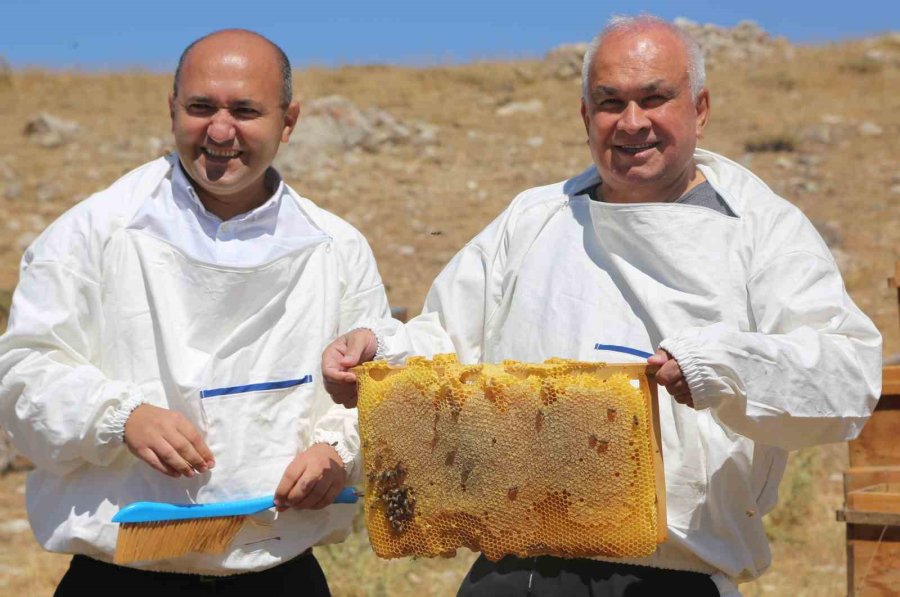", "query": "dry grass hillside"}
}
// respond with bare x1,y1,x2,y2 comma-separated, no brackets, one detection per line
0,24,898,596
